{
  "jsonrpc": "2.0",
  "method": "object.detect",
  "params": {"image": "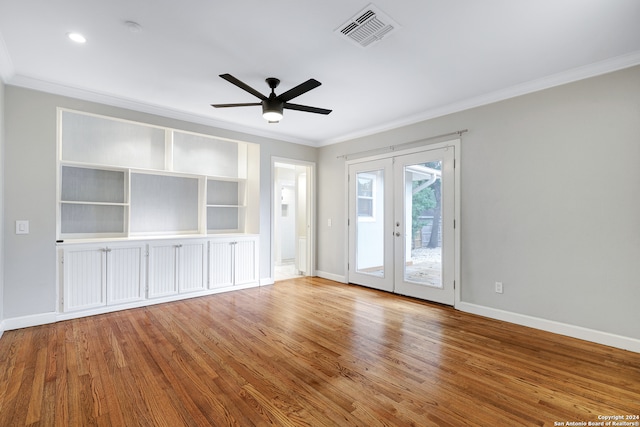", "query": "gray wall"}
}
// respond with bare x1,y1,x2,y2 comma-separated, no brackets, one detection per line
318,65,640,340
3,85,316,319
0,79,4,327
